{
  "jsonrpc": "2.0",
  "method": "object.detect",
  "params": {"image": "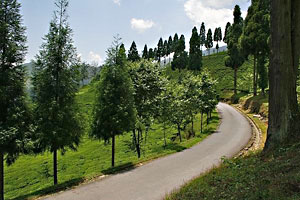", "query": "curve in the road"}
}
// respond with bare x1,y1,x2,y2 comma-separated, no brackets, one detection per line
43,102,252,200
